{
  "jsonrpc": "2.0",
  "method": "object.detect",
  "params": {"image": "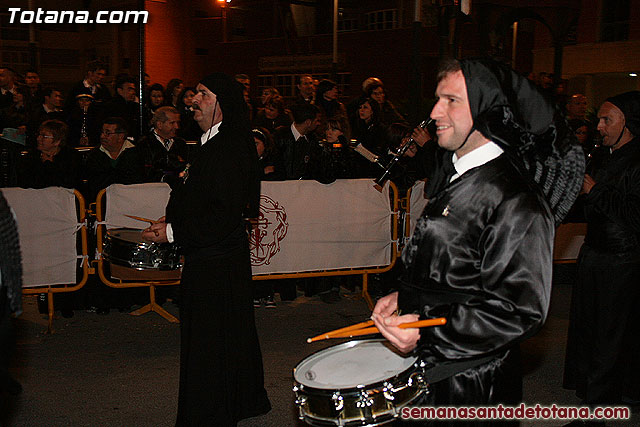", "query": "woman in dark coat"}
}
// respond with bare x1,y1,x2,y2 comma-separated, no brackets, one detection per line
18,119,82,190
351,96,387,177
